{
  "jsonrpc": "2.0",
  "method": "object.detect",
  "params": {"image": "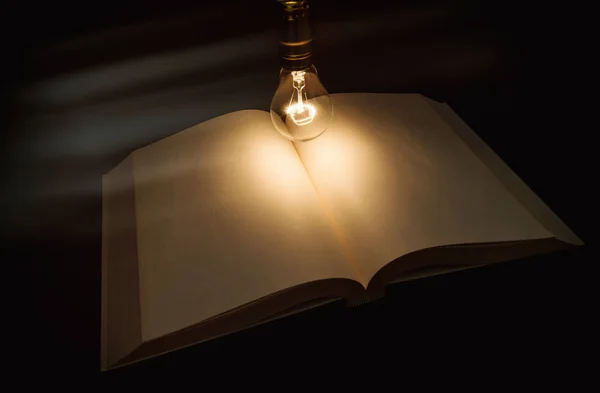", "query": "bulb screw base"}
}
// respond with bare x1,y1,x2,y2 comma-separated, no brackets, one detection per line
277,0,312,70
